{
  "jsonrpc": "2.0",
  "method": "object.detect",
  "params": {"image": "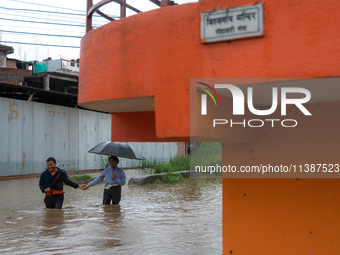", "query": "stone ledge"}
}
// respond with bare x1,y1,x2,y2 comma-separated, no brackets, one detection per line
128,170,194,185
